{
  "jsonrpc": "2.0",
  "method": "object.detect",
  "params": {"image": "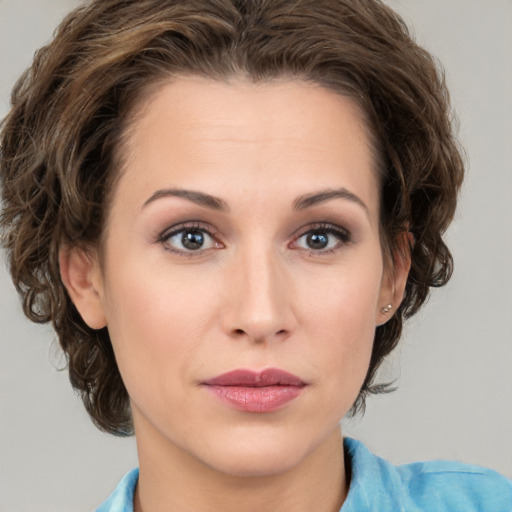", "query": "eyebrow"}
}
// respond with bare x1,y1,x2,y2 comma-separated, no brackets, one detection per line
142,188,230,212
293,188,369,214
142,186,368,215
